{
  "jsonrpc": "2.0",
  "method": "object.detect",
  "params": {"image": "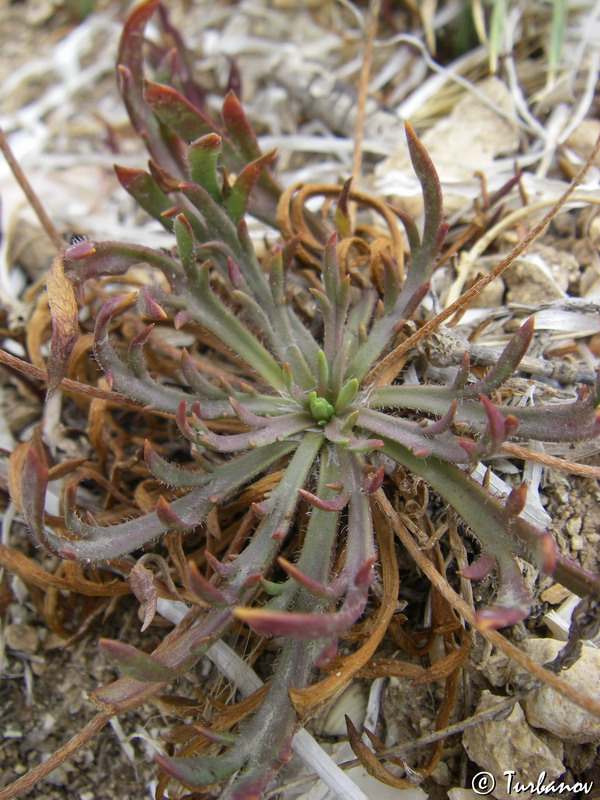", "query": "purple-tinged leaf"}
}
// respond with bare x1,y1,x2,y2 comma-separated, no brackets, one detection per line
46,255,80,397
505,483,527,518
155,495,195,532
221,90,262,162
226,149,277,224
138,287,168,319
205,550,237,577
64,240,183,287
475,604,529,630
95,291,137,329
187,561,230,607
234,585,368,639
345,435,384,453
453,352,471,389
371,383,600,443
228,396,270,428
457,551,496,580
479,394,506,453
462,317,535,398
404,121,446,283
177,399,311,453
298,487,349,512
381,440,557,582
52,442,296,562
420,399,457,436
64,239,96,260
315,638,338,668
277,556,341,599
457,438,478,461
144,78,216,144
100,638,178,682
129,323,154,358
192,725,240,746
363,465,385,494
117,1,182,174
147,158,182,192
356,408,466,462
472,545,533,630
227,256,242,287
354,556,376,587
114,165,174,228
